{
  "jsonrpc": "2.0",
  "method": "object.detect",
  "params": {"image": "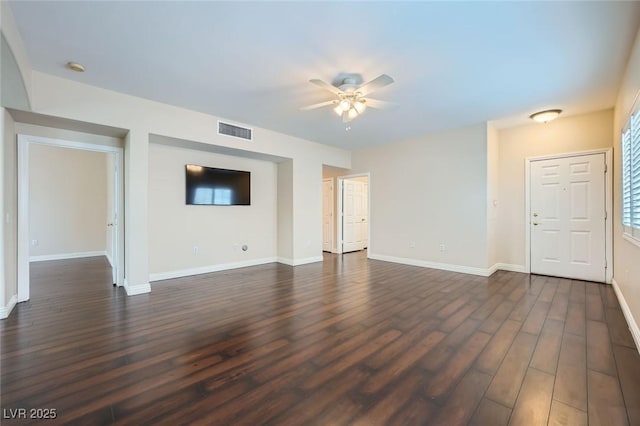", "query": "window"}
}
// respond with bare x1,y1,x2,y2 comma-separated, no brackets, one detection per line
622,106,640,244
